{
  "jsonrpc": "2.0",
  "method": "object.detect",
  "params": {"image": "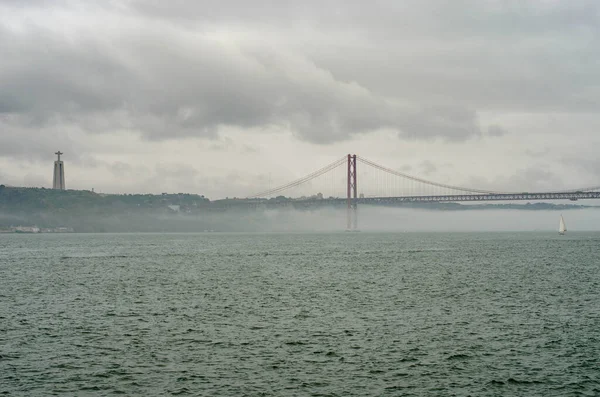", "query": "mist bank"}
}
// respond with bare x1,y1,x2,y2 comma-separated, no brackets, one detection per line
2,186,599,232
1,206,599,233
